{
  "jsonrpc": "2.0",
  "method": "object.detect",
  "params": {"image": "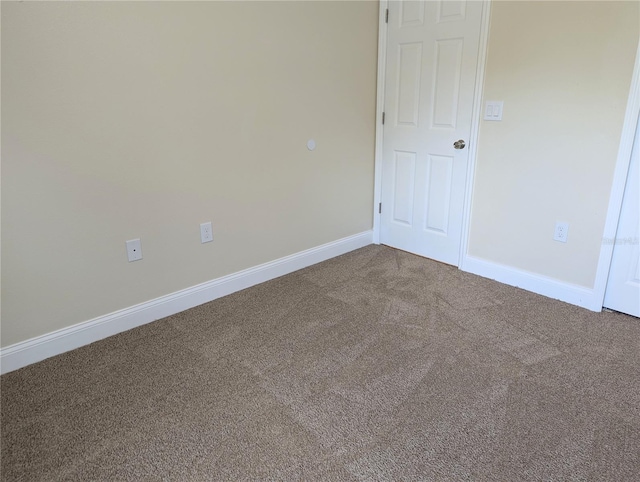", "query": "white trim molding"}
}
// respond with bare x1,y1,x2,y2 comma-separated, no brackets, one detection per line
463,255,601,311
593,40,640,310
372,0,389,245
0,231,373,375
458,0,492,265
